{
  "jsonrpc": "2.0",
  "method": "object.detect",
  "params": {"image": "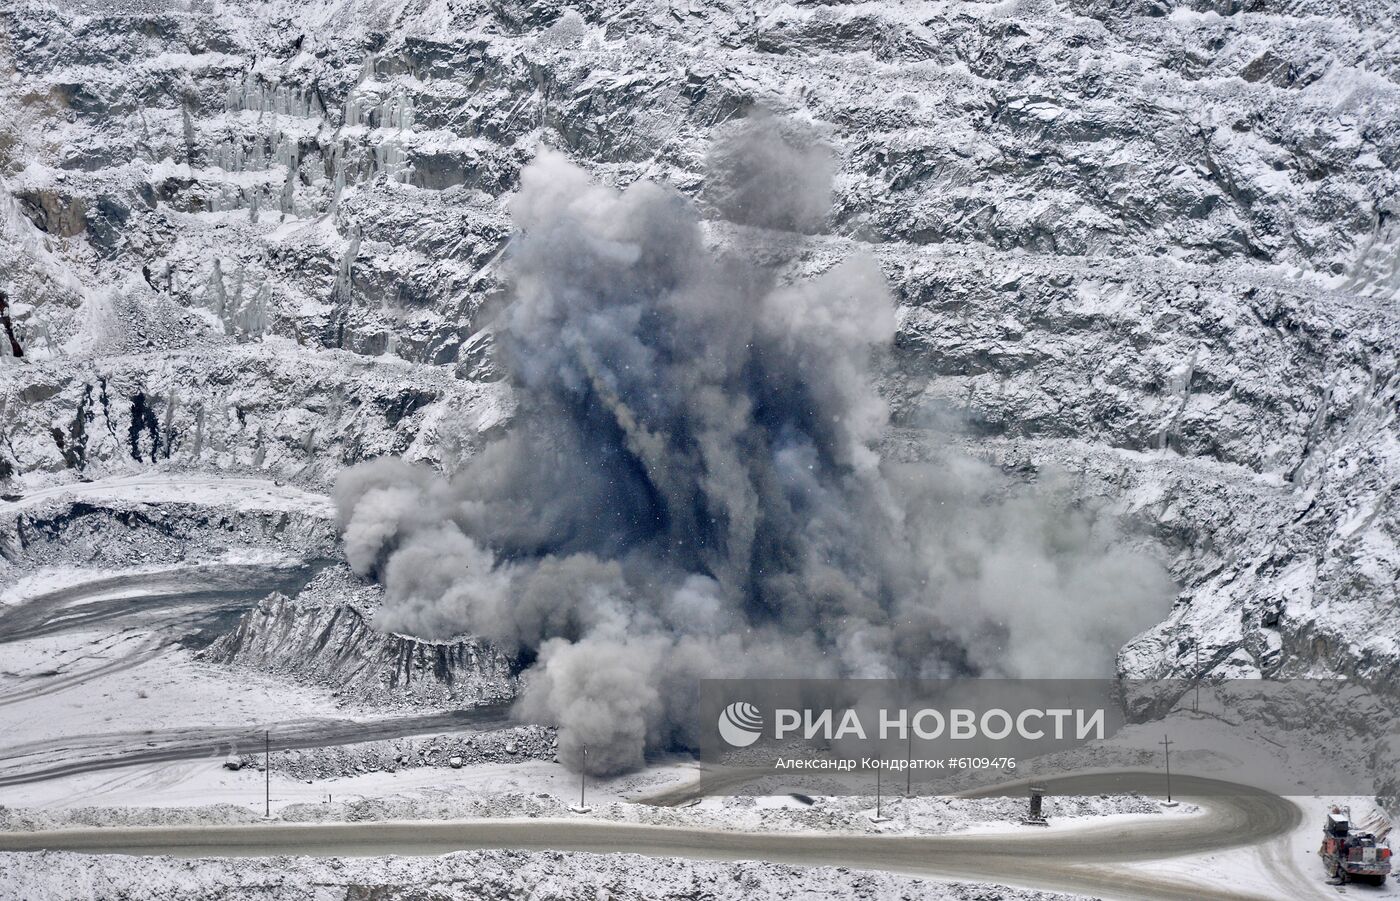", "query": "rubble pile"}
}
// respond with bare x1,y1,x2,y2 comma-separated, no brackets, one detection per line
242,725,559,779
203,570,518,711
